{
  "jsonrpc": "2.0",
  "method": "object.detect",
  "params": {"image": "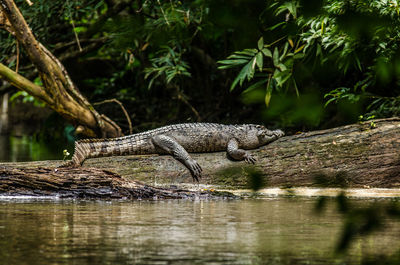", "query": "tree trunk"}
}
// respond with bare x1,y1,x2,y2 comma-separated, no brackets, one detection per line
0,118,399,198
0,0,121,138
